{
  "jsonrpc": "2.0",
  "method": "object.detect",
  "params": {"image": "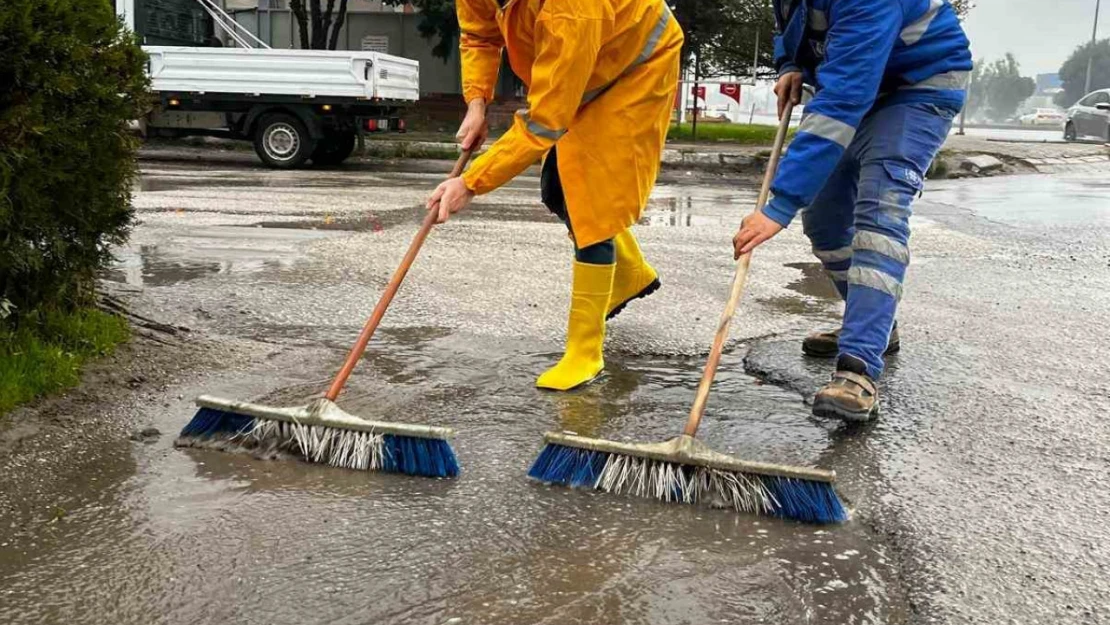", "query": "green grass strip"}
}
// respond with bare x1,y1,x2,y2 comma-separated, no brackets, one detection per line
0,307,130,415
668,123,795,145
